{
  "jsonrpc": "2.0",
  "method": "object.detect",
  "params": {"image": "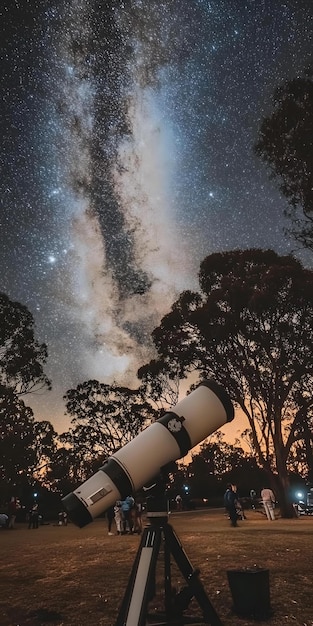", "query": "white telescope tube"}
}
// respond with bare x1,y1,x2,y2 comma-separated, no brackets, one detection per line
62,379,234,527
